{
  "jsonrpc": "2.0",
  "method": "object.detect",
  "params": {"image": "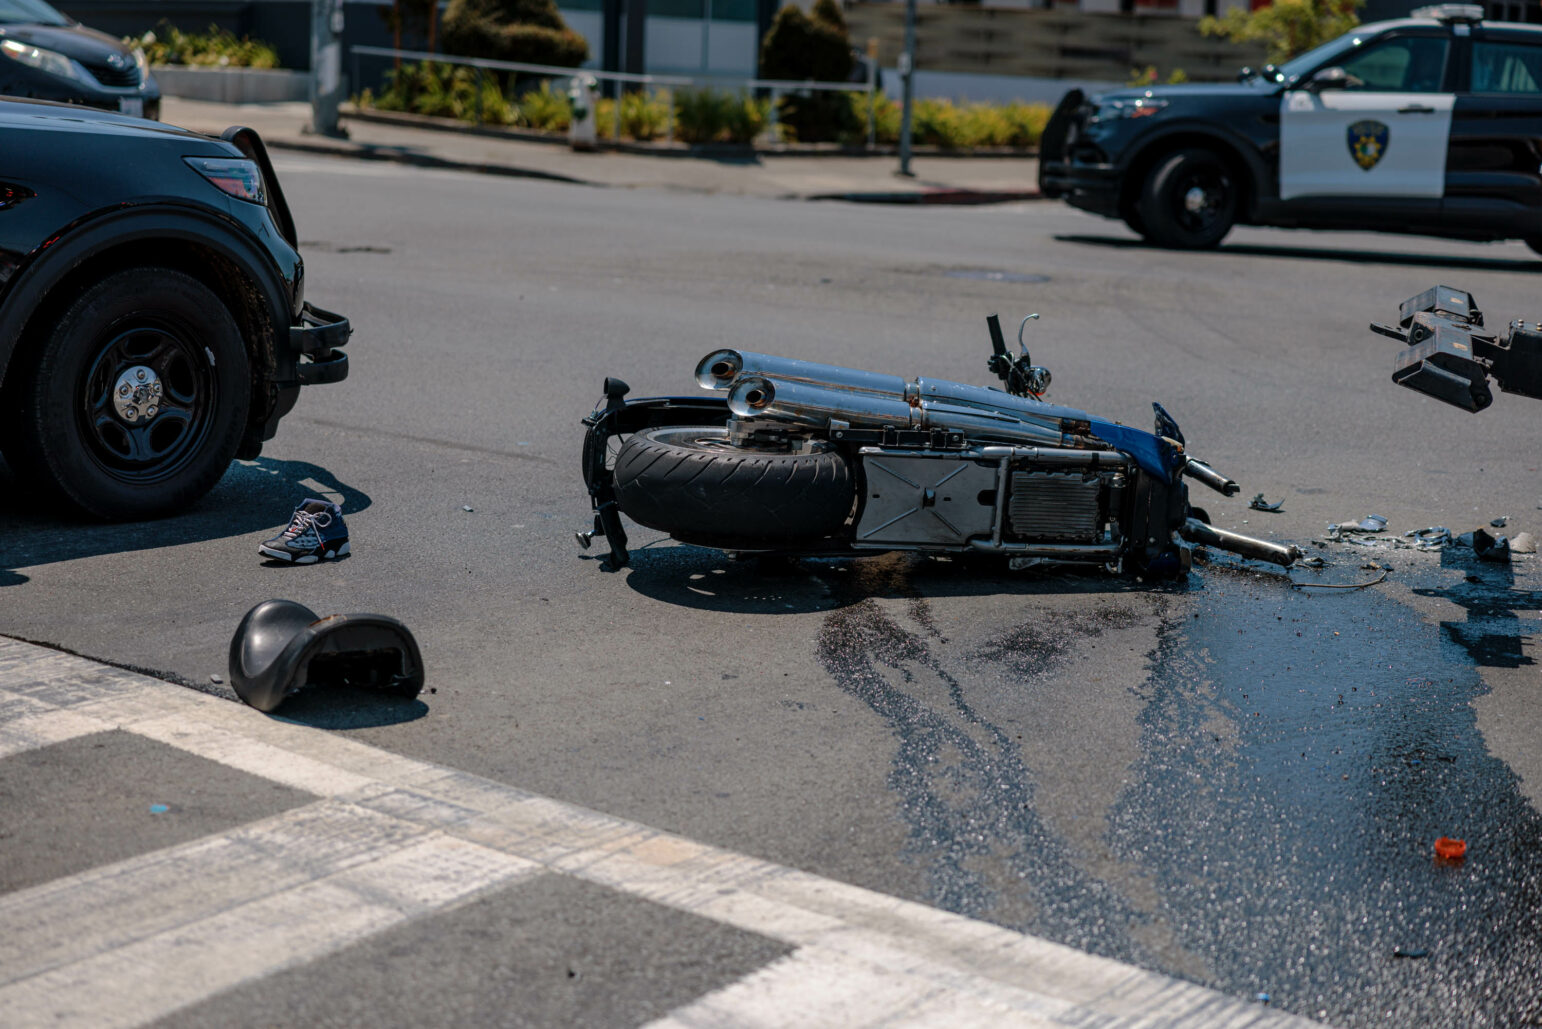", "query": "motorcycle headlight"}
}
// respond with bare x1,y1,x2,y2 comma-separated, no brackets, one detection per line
1087,97,1169,124
132,46,149,81
0,39,89,84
